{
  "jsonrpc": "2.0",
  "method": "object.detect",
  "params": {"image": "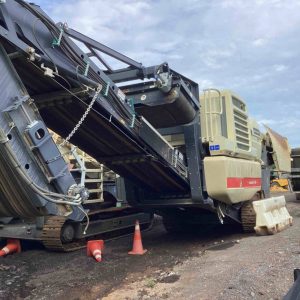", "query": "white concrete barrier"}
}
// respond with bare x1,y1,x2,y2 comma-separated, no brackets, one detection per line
253,196,293,235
